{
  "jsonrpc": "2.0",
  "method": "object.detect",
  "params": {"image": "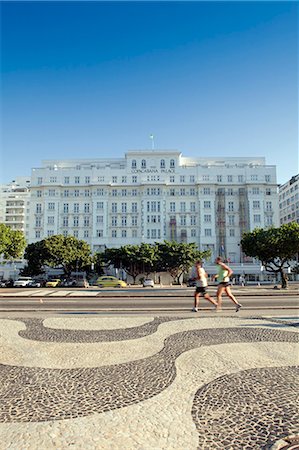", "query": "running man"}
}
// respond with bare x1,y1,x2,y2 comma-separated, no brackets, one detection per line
192,260,218,312
215,256,242,312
